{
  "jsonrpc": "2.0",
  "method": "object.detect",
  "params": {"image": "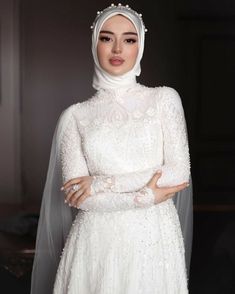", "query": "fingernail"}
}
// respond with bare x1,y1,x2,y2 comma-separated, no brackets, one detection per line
61,187,64,191
157,170,162,174
186,183,190,187
64,199,67,203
